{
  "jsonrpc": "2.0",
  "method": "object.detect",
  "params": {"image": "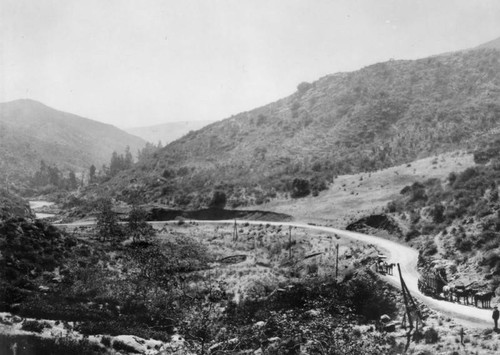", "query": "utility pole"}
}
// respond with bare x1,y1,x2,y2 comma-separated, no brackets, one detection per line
288,226,292,258
397,263,423,331
335,244,339,281
233,219,238,242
